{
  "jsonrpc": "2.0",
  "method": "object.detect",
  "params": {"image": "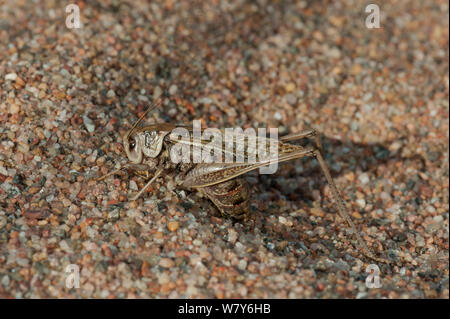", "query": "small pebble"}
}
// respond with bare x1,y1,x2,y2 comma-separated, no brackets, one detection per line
358,173,370,185
5,73,17,81
227,229,238,244
356,199,366,209
106,90,116,98
83,116,95,133
1,275,10,287
168,221,179,232
169,85,178,95
159,258,175,268
9,104,20,114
